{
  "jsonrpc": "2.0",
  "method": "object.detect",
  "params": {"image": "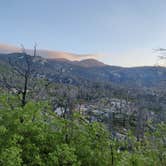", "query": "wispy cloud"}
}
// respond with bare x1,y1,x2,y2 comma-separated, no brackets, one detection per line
0,43,21,53
0,43,100,61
